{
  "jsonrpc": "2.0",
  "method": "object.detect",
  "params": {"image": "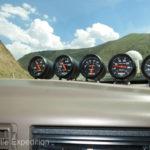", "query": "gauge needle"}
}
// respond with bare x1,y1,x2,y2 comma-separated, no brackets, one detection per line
61,60,67,71
113,65,127,69
35,62,42,71
90,62,94,74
